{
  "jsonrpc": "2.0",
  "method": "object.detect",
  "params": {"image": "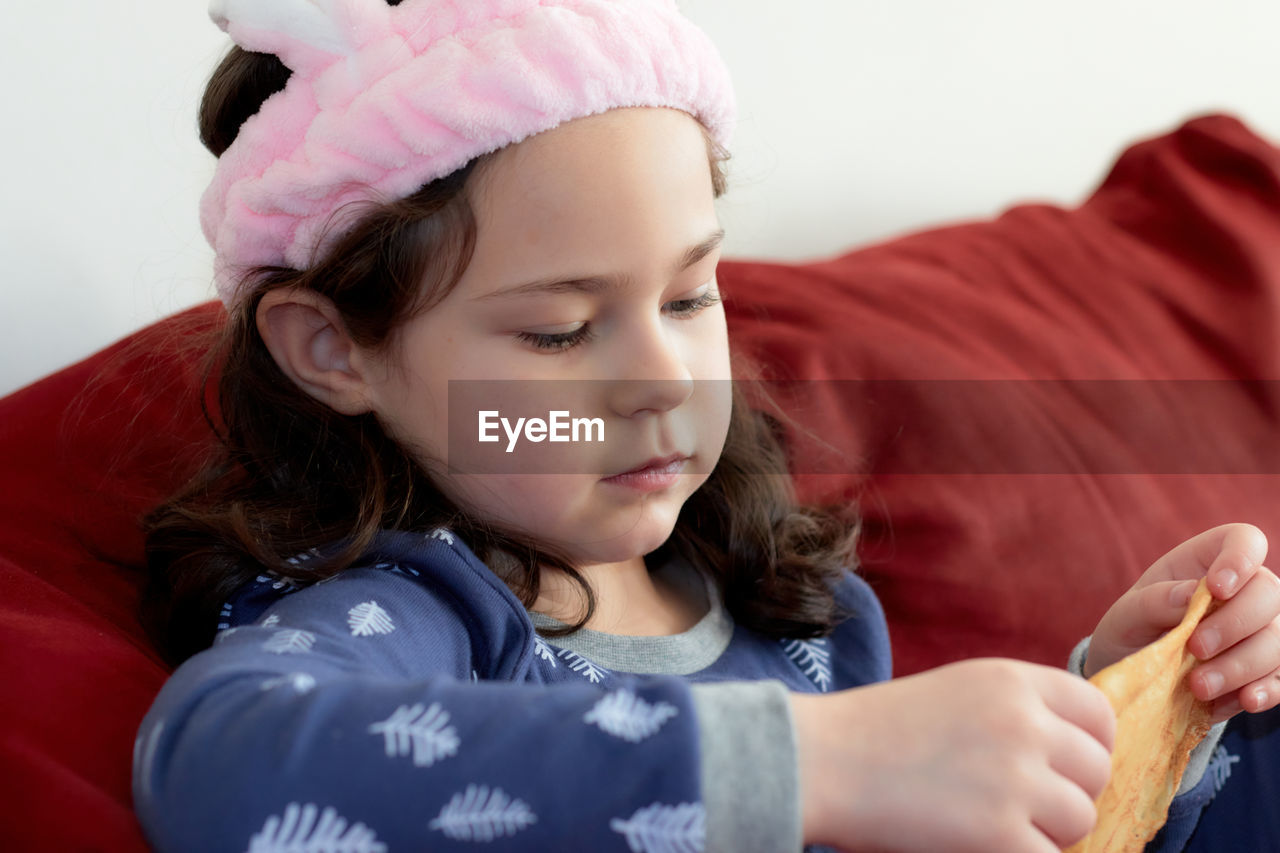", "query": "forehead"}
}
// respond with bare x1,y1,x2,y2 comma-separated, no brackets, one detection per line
463,108,719,279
